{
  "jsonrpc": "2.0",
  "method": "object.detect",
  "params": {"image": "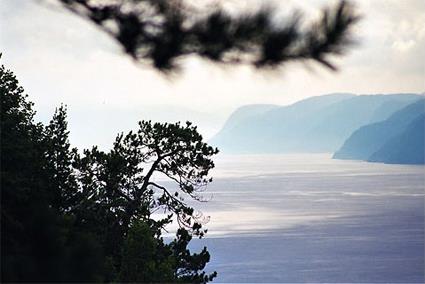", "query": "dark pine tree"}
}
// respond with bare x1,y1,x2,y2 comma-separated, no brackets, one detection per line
1,57,218,282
